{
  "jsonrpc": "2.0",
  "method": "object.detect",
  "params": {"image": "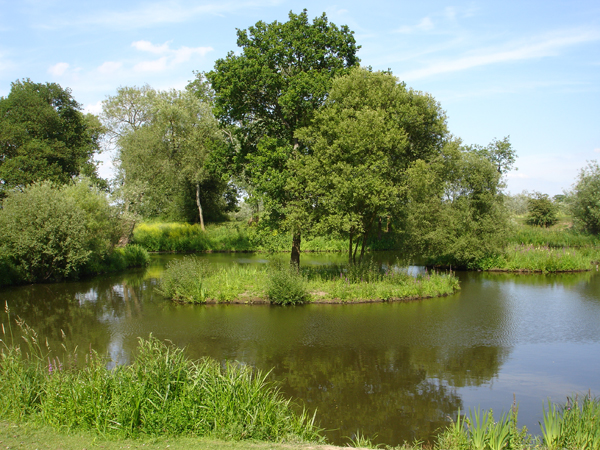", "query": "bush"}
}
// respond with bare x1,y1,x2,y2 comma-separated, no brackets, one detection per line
526,192,559,227
266,261,309,305
0,182,91,281
569,160,600,234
